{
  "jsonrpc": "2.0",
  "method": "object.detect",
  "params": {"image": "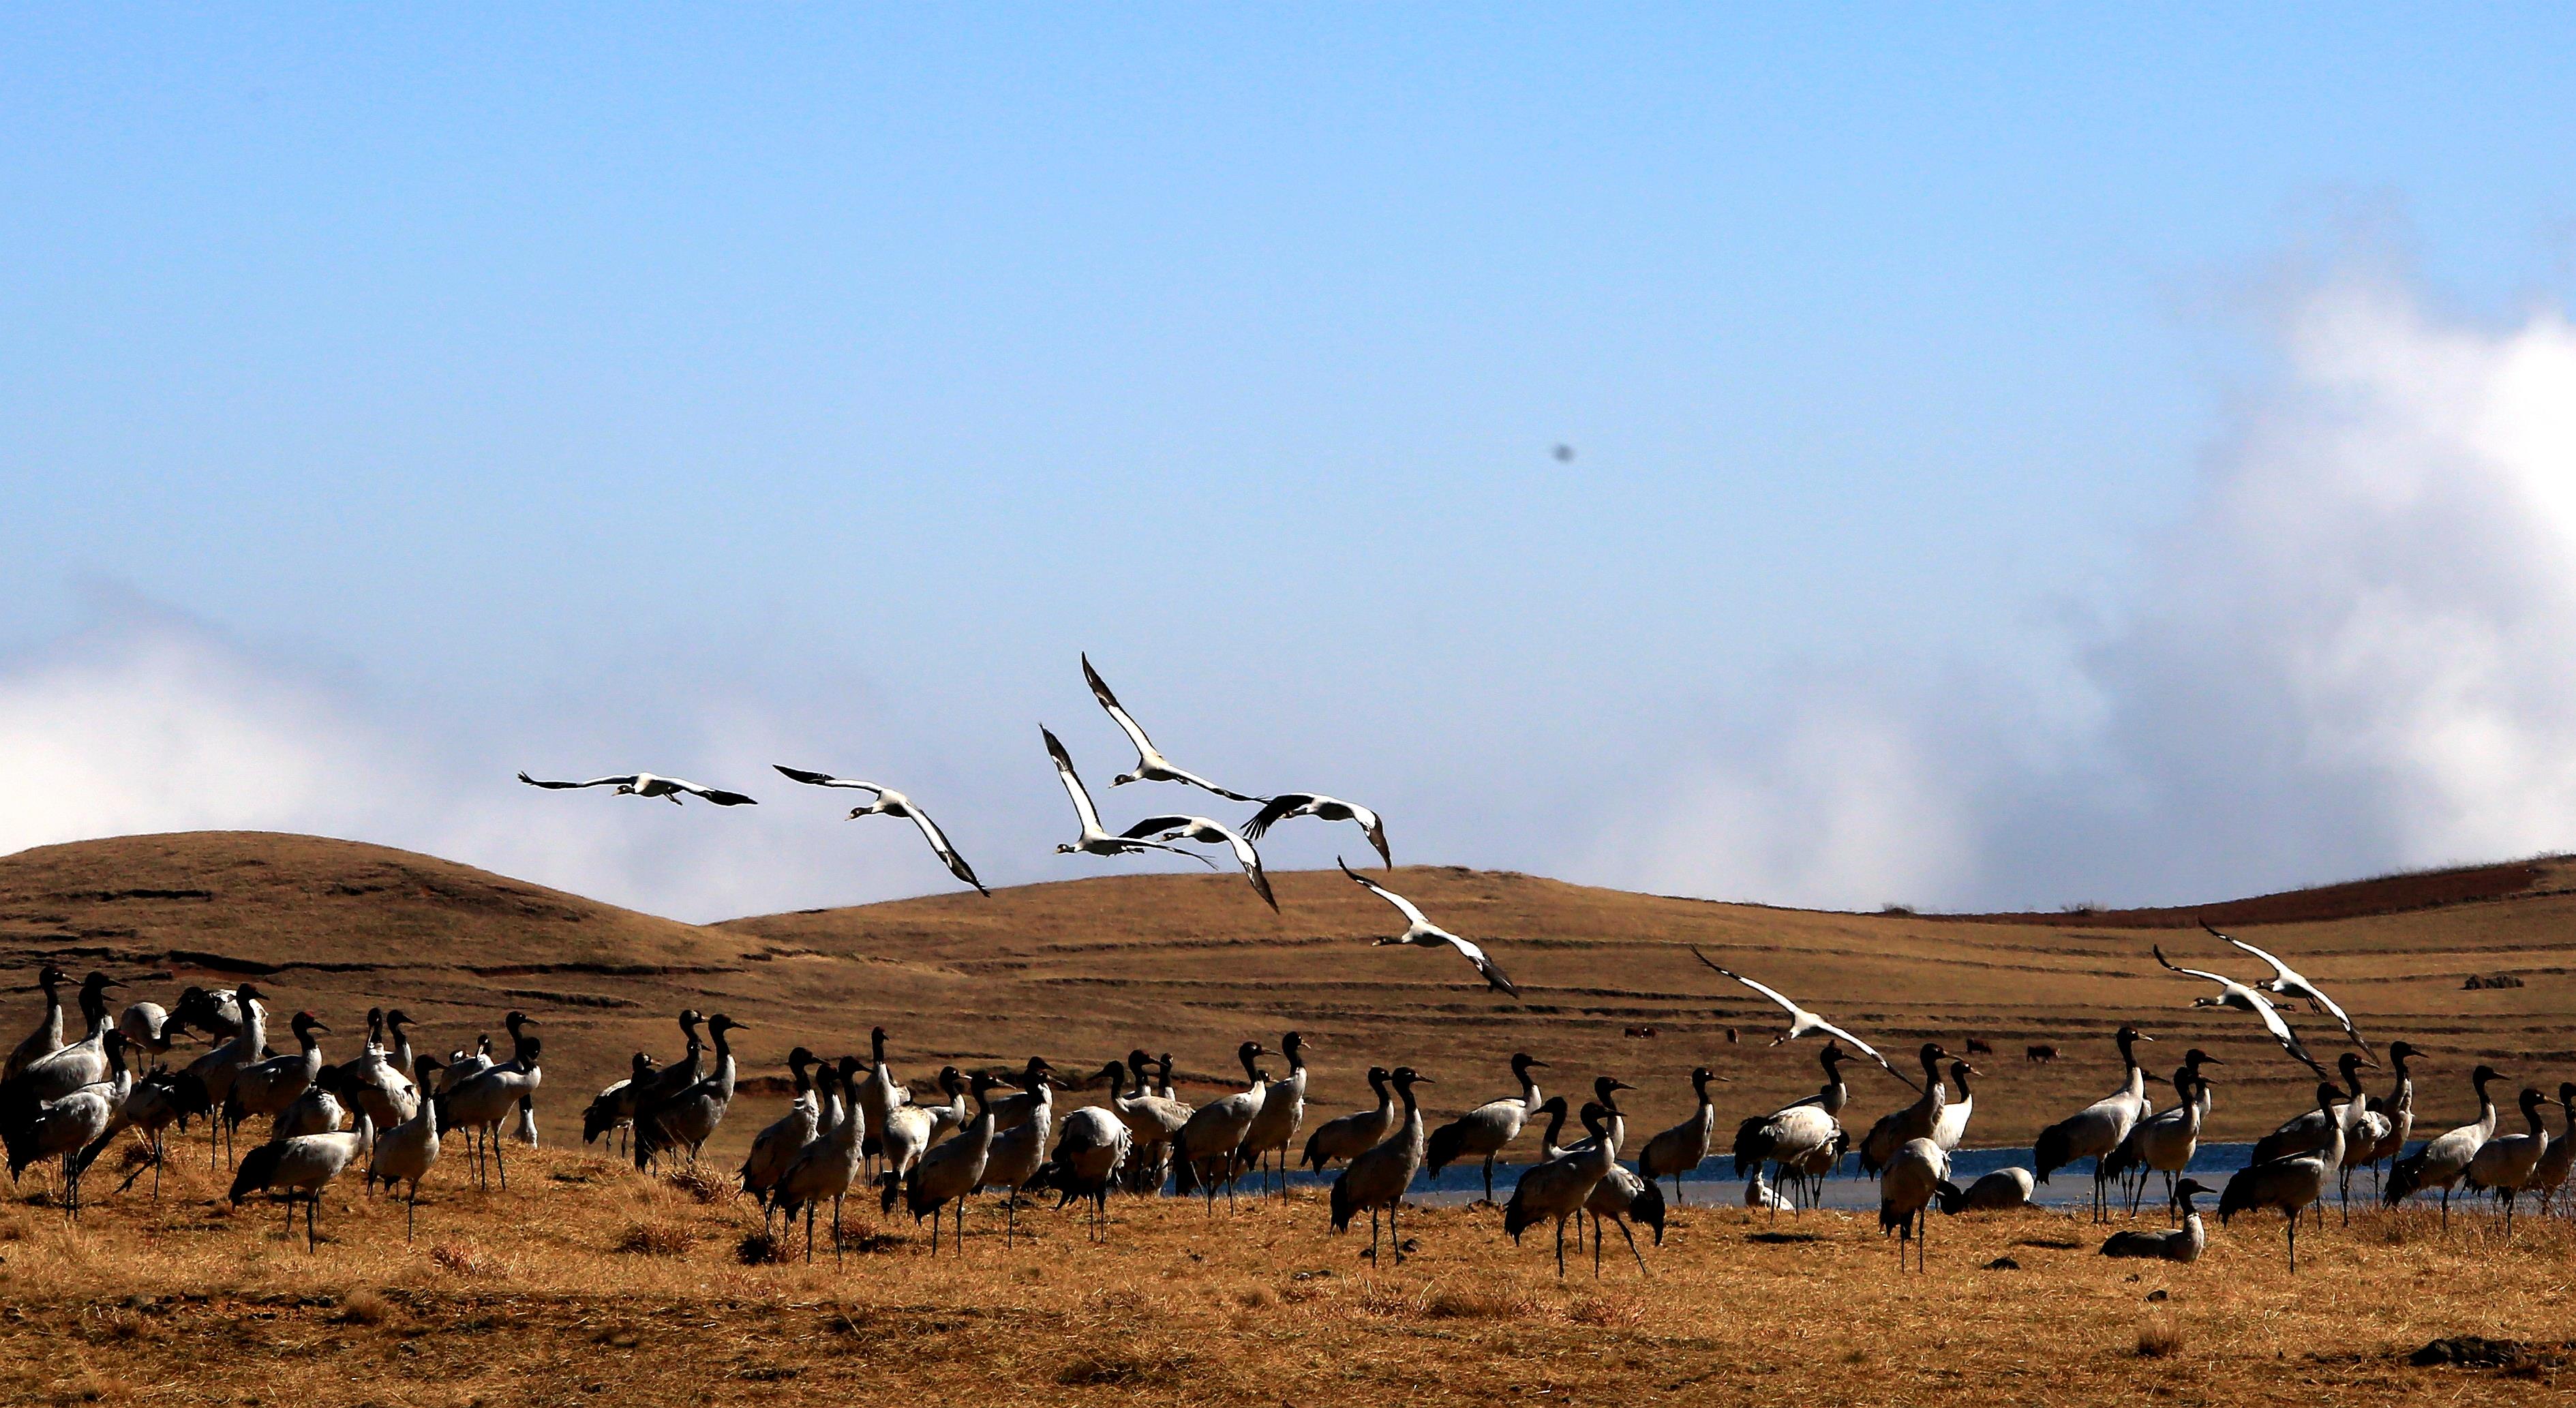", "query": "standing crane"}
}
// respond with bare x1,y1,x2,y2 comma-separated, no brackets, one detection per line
2386,1064,2503,1231
367,1055,446,1241
1329,1067,1432,1266
902,1071,1001,1255
1733,1044,1857,1216
1423,1052,1548,1204
776,1058,867,1264
1301,1066,1395,1175
2033,1024,2156,1222
1236,1032,1309,1199
1879,1137,1957,1273
1857,1045,1952,1176
2220,1082,2345,1271
2463,1086,2552,1237
1171,1042,1269,1208
1503,1082,1634,1278
1637,1067,1727,1206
